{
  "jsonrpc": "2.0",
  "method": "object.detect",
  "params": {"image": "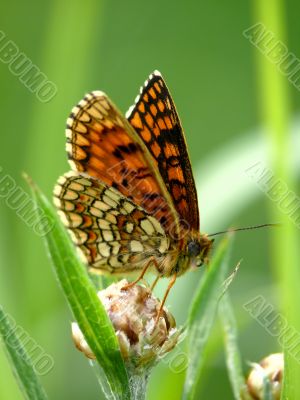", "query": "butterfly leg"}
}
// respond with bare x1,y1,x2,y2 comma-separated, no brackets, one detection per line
155,274,177,325
150,275,160,291
122,257,158,290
